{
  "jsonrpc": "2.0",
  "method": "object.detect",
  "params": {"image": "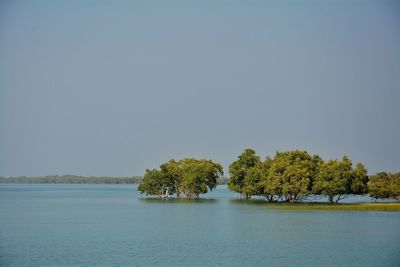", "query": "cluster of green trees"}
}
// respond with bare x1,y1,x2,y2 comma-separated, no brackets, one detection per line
368,172,400,201
228,149,400,203
0,175,142,184
138,158,223,199
4,150,397,203
228,149,368,203
137,149,399,203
